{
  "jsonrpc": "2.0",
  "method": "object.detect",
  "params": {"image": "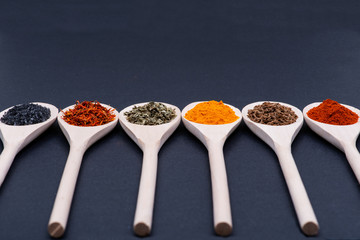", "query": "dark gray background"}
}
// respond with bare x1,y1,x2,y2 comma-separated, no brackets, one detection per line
0,1,360,239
